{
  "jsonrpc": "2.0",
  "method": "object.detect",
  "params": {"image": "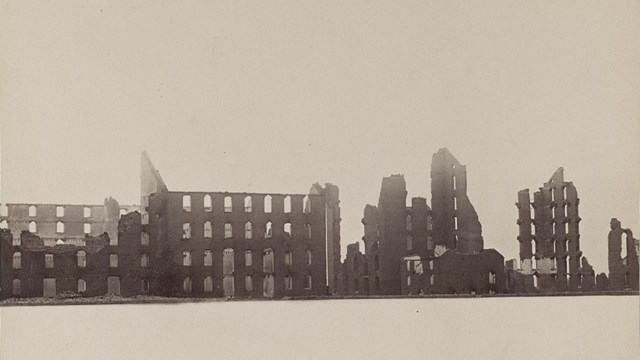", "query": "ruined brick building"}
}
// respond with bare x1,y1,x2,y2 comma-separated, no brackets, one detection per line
139,152,342,298
0,198,145,298
341,148,505,296
505,168,639,293
607,218,639,291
